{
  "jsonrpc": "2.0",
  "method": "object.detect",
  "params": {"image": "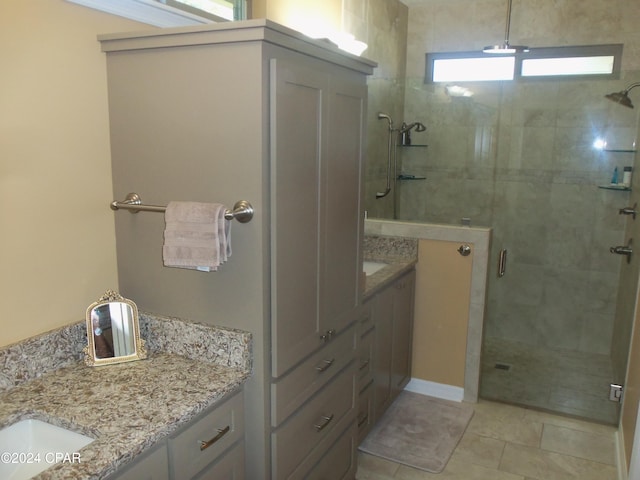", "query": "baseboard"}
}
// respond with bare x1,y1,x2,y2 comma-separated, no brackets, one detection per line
404,378,464,402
